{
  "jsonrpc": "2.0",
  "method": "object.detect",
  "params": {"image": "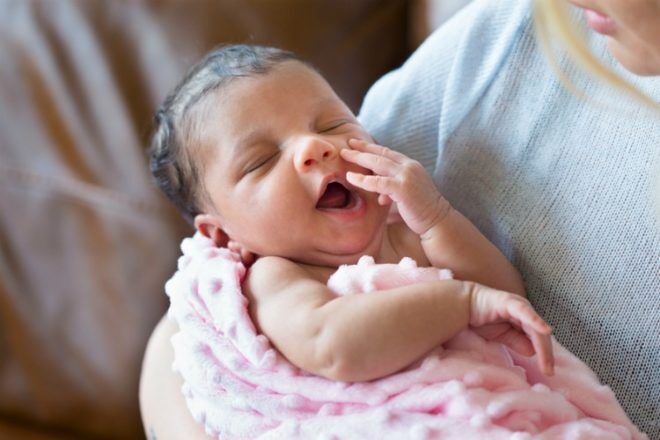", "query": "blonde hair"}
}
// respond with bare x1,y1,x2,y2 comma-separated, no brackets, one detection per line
532,0,660,111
